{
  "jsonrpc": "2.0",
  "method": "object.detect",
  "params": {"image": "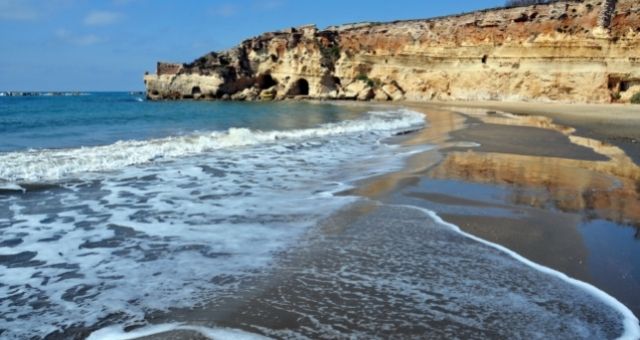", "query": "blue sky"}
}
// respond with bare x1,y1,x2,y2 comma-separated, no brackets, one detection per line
0,0,504,91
